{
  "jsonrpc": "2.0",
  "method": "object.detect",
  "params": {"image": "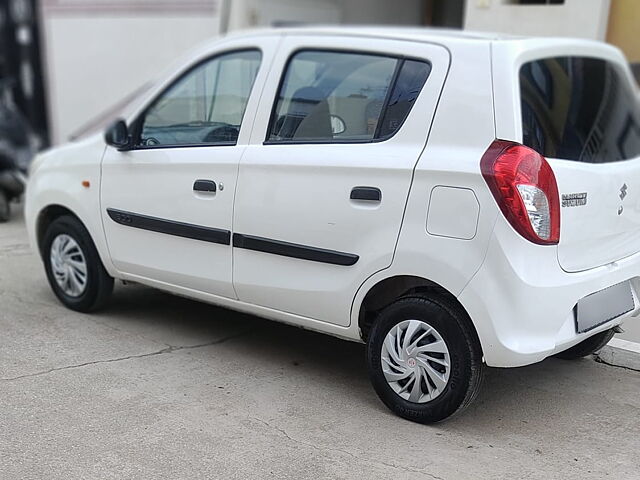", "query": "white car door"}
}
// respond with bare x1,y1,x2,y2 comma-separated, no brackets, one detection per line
100,38,278,298
232,35,449,326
